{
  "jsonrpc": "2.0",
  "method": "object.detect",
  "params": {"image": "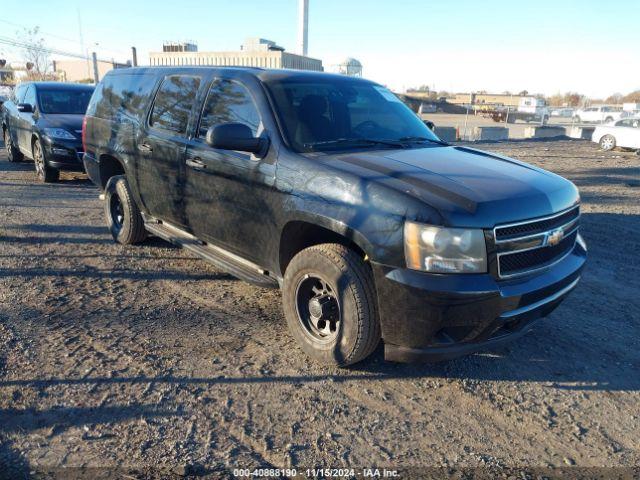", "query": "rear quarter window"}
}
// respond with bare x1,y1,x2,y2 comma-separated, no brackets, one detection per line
87,72,158,124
